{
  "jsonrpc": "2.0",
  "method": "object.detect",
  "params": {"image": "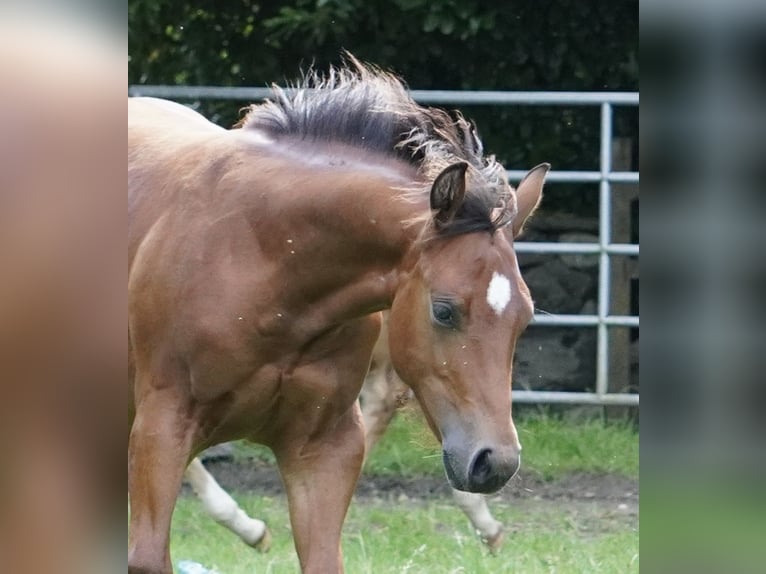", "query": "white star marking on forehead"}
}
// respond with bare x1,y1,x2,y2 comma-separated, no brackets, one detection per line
486,272,511,316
